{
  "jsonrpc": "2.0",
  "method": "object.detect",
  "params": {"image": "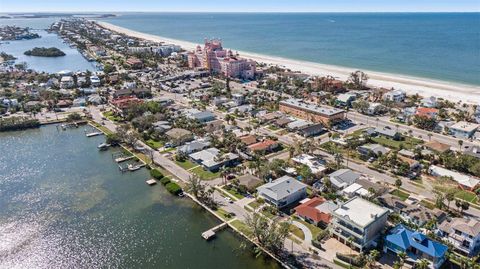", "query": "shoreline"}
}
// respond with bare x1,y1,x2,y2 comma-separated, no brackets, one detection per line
96,21,480,103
